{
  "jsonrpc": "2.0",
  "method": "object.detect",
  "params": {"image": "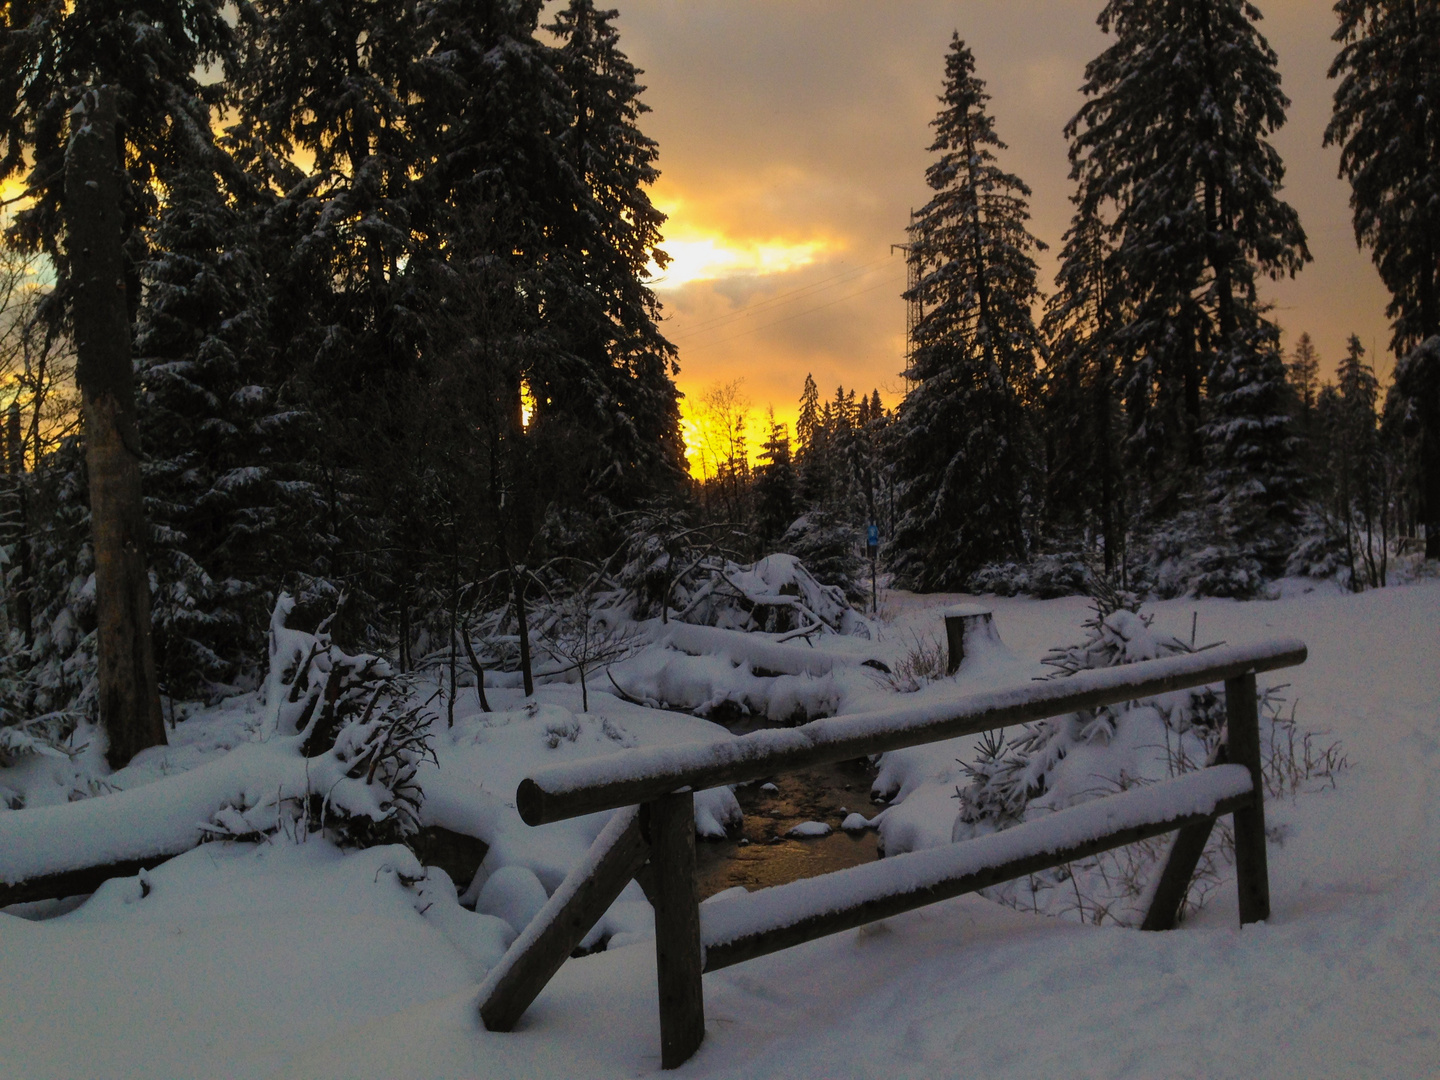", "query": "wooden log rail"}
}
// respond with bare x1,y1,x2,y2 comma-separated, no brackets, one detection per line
480,630,1306,1069
516,637,1307,825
